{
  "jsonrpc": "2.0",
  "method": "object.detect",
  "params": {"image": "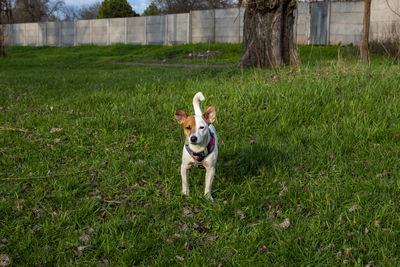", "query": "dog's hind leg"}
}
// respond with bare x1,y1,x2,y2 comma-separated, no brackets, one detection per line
181,164,190,196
